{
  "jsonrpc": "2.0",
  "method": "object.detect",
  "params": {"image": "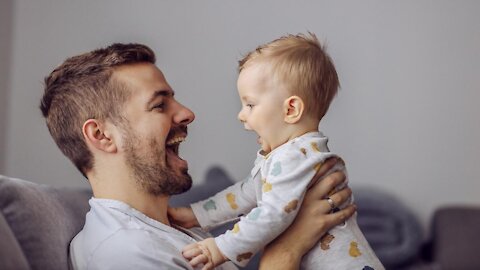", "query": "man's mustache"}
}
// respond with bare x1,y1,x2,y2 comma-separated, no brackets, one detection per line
166,126,188,140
